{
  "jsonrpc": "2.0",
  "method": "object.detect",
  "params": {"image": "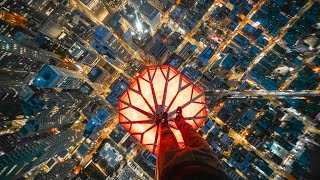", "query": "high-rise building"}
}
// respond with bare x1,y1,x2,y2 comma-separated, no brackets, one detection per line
147,40,169,64
148,0,174,12
0,84,24,120
139,2,161,34
128,1,161,35
33,65,86,89
80,0,109,21
26,0,61,17
0,36,61,64
91,25,130,67
23,90,88,119
87,65,112,84
120,4,152,50
84,106,112,138
0,53,45,72
0,112,81,152
1,89,88,152
0,124,83,178
178,42,197,61
103,0,126,13
81,0,99,9
131,13,152,48
106,77,130,106
124,58,146,77
74,162,107,179
69,43,99,67
0,70,35,130
0,69,34,87
92,142,123,176
67,9,96,39
132,26,152,48
21,111,81,137
34,157,79,179
39,20,64,39
0,9,28,28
